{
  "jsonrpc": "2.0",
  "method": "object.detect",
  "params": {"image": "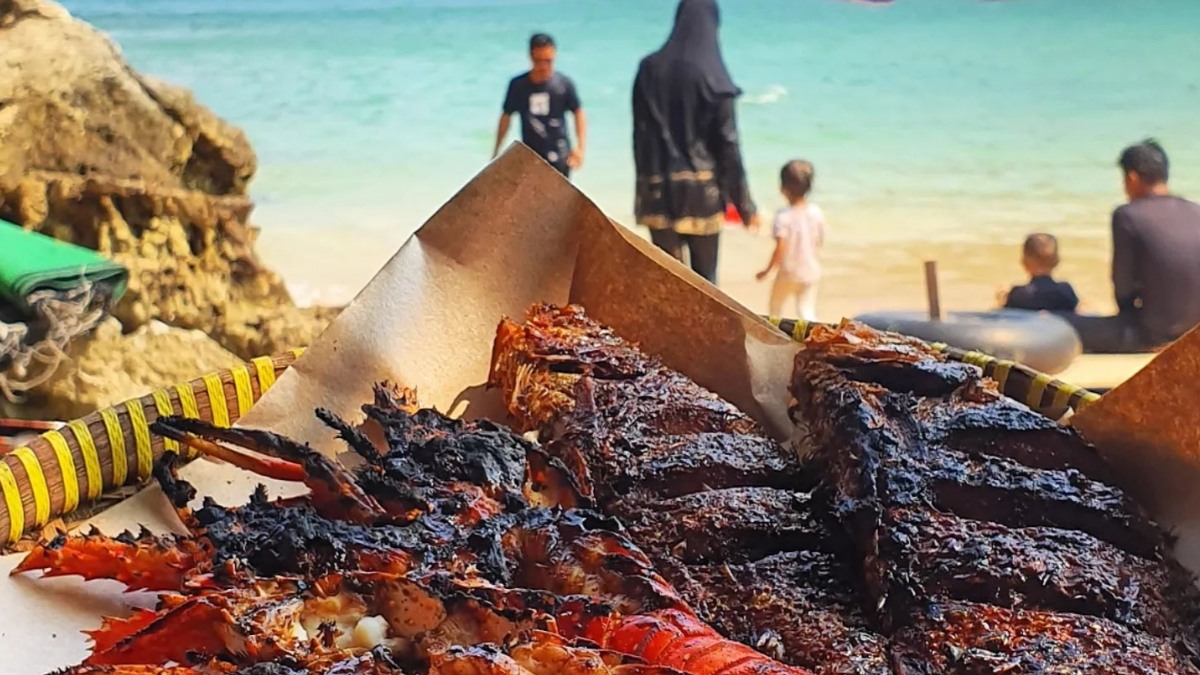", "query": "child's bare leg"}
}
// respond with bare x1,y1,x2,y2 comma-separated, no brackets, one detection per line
769,273,792,316
797,282,819,321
